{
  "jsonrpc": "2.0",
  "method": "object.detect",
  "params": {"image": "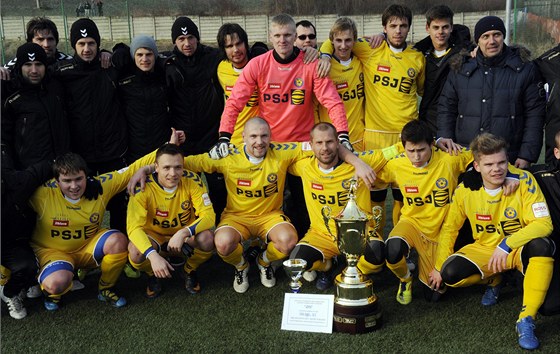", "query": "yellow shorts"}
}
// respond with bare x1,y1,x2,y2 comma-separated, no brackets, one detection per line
216,211,292,243
34,229,119,282
297,228,340,261
388,219,437,285
449,242,524,279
